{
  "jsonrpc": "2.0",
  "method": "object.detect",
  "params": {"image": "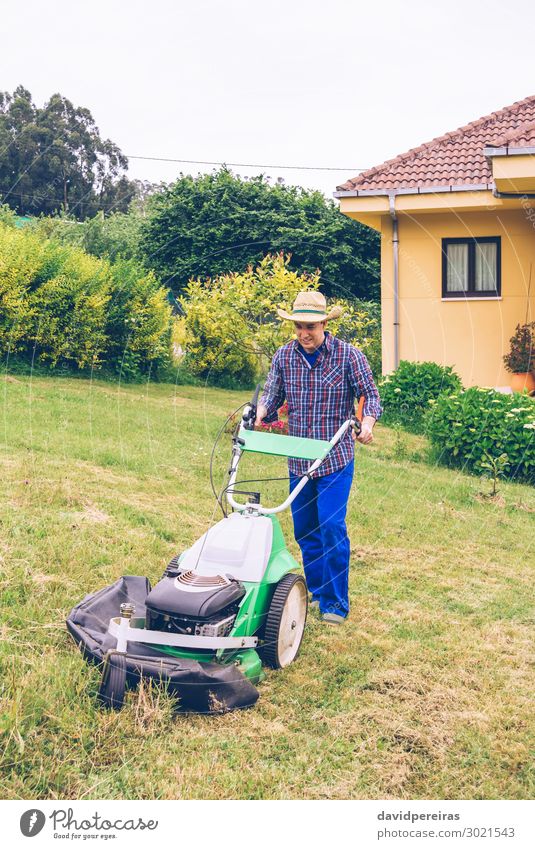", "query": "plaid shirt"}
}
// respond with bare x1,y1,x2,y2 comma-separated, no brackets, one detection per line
260,332,383,478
